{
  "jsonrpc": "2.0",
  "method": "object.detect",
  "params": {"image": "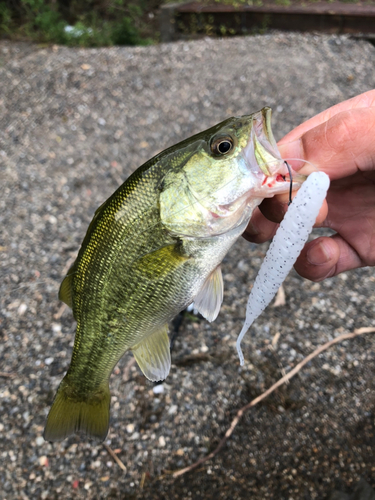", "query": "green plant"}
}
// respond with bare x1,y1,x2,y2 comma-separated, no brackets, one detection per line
0,0,156,46
111,16,151,46
0,2,12,34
